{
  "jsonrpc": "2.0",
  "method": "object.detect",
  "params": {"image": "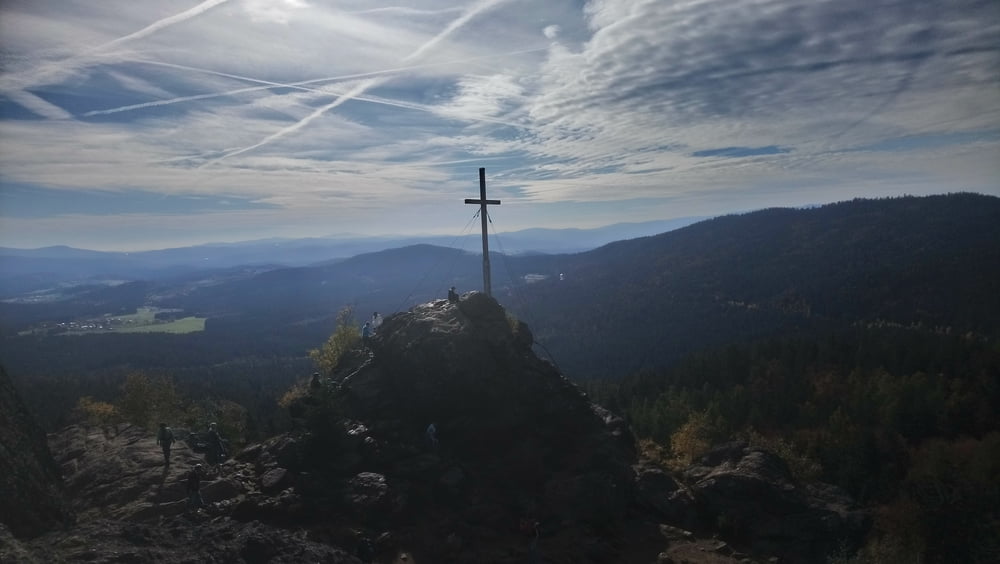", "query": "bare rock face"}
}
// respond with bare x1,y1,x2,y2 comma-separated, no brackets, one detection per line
49,424,251,522
0,365,72,538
